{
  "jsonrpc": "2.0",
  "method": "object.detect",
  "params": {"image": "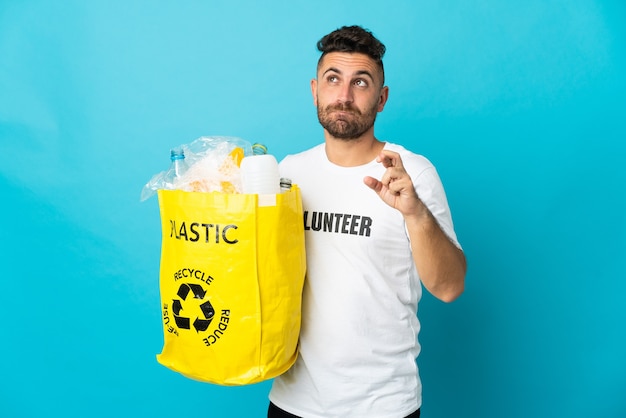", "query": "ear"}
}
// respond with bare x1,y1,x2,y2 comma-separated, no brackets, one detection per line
377,86,389,112
310,78,318,106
